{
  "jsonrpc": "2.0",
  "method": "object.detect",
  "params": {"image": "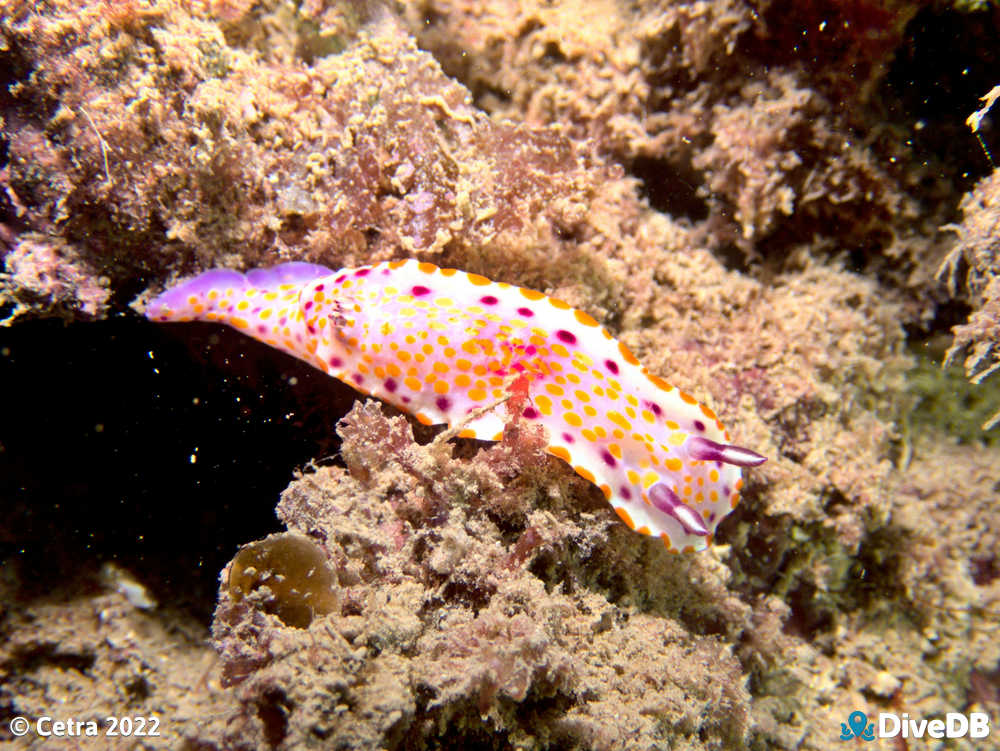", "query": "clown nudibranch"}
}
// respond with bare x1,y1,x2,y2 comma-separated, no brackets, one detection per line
146,259,765,552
